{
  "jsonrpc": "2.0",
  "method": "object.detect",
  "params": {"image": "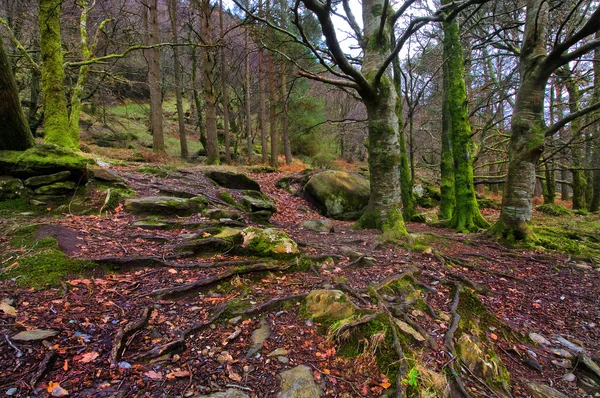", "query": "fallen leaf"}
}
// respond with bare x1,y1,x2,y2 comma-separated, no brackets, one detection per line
12,329,59,341
79,351,99,363
0,300,16,316
380,381,391,389
63,360,69,371
168,269,178,274
167,370,190,379
145,370,163,380
490,333,498,340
